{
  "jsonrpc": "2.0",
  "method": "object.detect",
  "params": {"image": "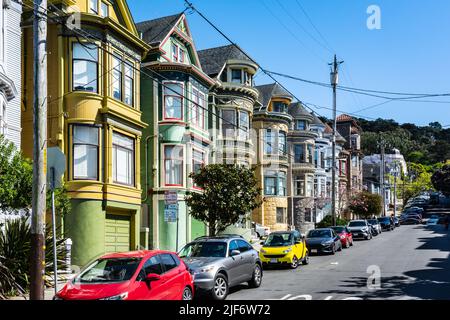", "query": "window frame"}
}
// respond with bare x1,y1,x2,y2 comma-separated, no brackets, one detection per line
112,131,135,187
191,86,205,129
124,60,134,107
163,144,184,187
72,42,99,93
231,69,242,84
294,176,305,197
192,147,205,190
172,43,179,62
89,0,99,14
162,81,184,121
276,207,287,224
112,54,123,101
72,124,100,181
294,144,305,163
100,1,109,17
